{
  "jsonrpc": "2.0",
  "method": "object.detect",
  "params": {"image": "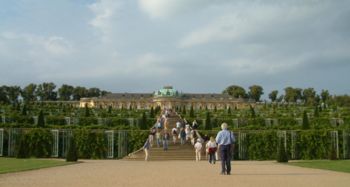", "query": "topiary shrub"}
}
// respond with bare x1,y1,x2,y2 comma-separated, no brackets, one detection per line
66,136,78,162
16,134,30,158
28,128,53,157
277,137,288,163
